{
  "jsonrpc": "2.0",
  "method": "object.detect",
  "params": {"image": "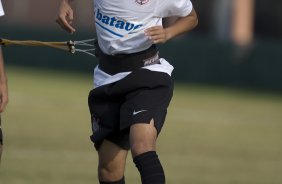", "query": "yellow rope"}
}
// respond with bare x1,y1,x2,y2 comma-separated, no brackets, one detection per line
0,38,70,51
